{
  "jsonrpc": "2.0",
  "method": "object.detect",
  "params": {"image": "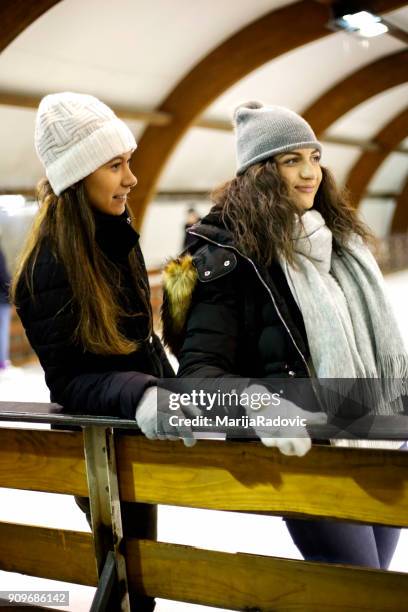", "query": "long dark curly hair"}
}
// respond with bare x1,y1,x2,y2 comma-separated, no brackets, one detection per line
211,159,373,268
